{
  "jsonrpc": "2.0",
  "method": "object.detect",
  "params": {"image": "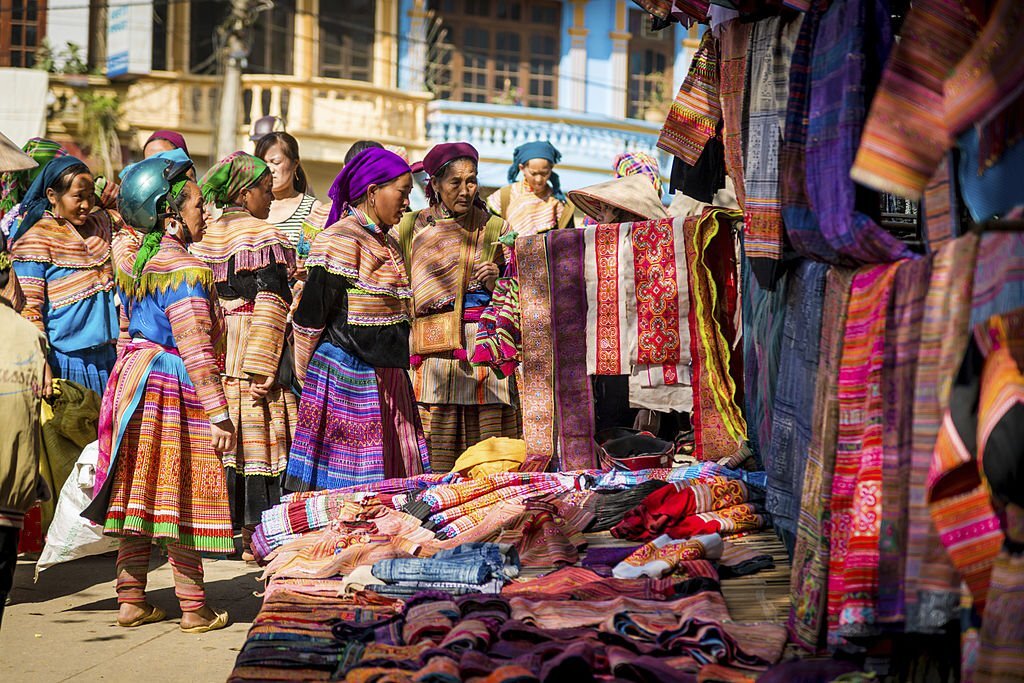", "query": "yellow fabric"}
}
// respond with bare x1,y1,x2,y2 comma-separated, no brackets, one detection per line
453,437,526,479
